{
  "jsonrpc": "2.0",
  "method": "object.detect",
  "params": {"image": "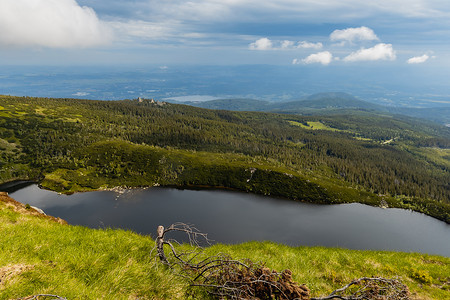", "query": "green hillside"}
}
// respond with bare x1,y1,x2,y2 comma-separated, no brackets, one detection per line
0,95,449,222
269,92,385,112
186,98,270,111
186,92,450,125
389,107,450,125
